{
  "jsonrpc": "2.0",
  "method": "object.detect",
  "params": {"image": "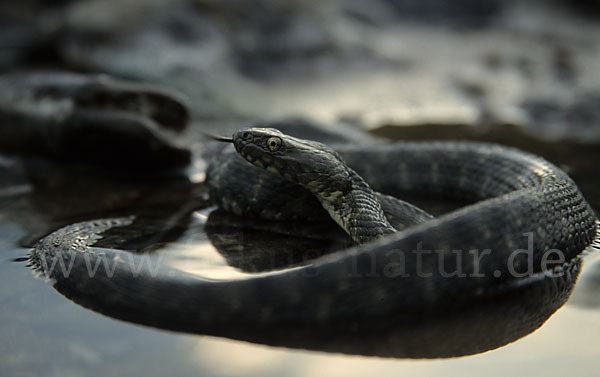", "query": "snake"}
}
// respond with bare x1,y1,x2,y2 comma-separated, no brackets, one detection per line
29,125,598,355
